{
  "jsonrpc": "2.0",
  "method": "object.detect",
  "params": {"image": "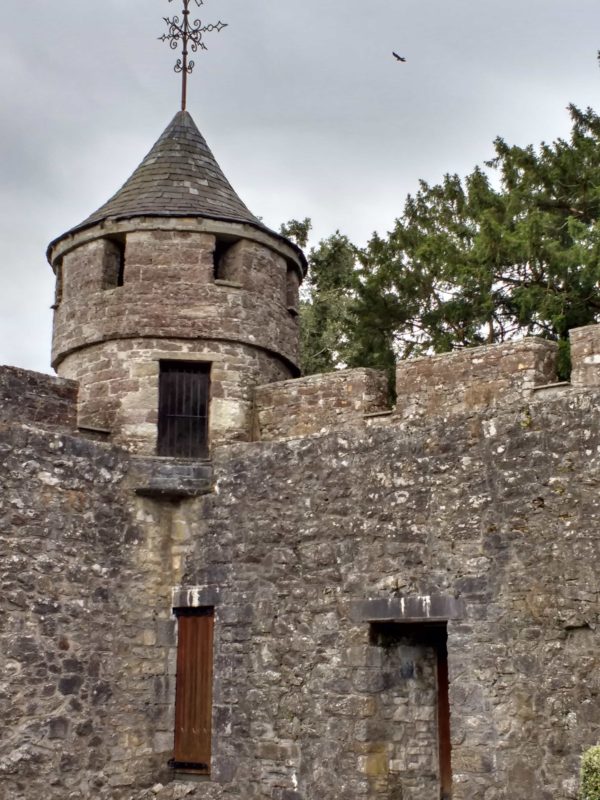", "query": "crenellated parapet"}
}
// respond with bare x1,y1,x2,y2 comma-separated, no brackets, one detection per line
254,325,600,443
393,336,558,421
255,368,389,442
